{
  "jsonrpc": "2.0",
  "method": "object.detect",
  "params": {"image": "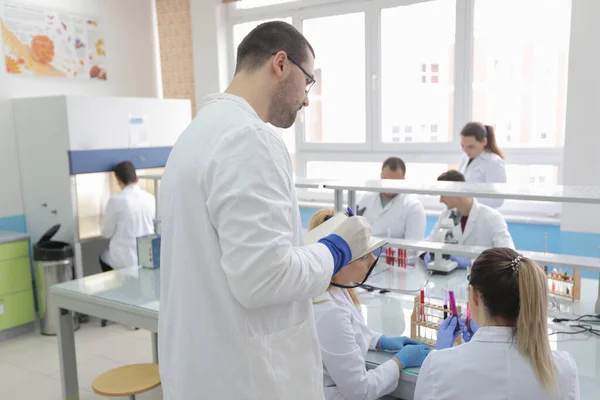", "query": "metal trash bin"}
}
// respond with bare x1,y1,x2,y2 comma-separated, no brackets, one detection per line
34,224,80,335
